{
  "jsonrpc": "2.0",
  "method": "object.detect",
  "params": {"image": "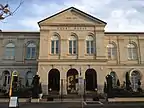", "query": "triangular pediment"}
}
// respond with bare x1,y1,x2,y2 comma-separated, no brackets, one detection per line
38,7,106,26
